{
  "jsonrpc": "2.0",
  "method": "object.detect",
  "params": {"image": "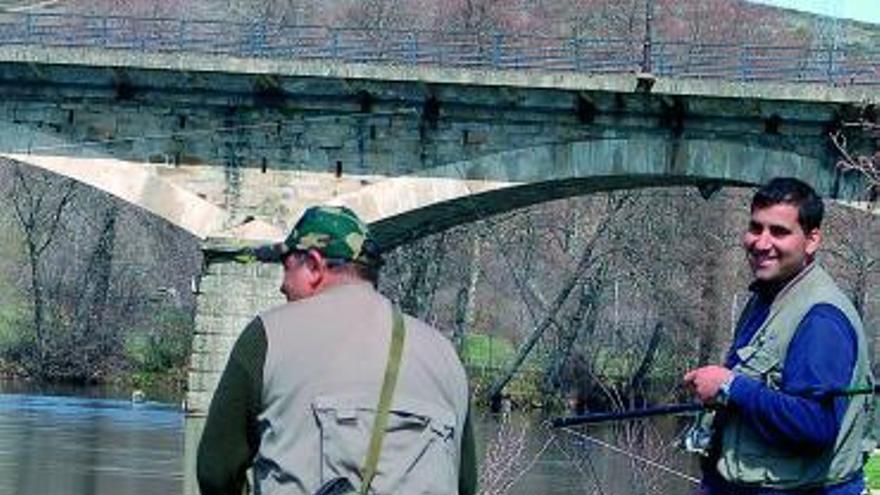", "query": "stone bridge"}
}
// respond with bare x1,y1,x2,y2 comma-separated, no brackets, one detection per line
0,42,877,414
1,37,877,494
